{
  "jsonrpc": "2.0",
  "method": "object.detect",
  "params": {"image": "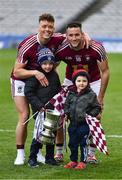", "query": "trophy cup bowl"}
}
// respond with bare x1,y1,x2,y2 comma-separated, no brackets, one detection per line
40,129,55,145
43,109,60,130
40,109,60,144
